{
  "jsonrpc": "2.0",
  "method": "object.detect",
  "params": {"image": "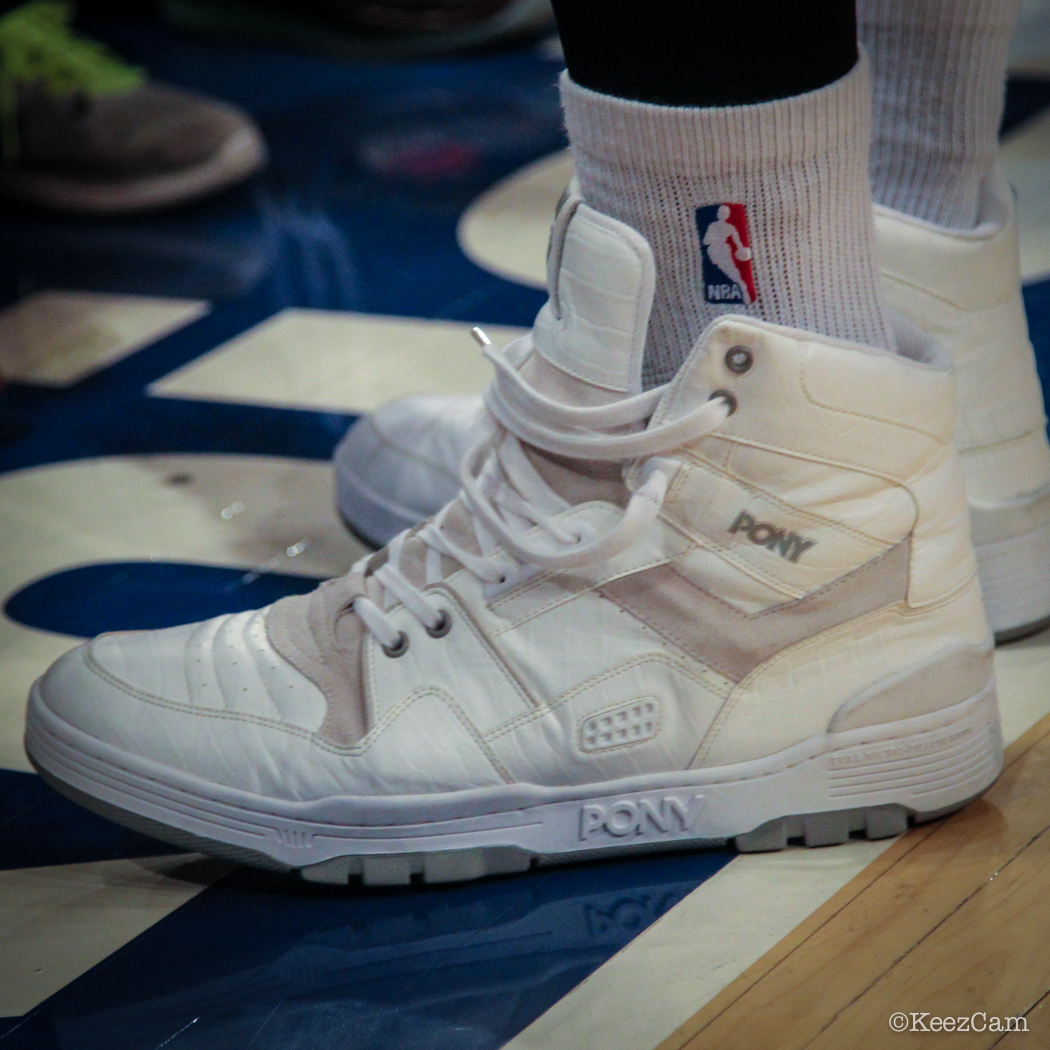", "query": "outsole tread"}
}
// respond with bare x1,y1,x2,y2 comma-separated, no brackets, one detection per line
33,763,975,887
